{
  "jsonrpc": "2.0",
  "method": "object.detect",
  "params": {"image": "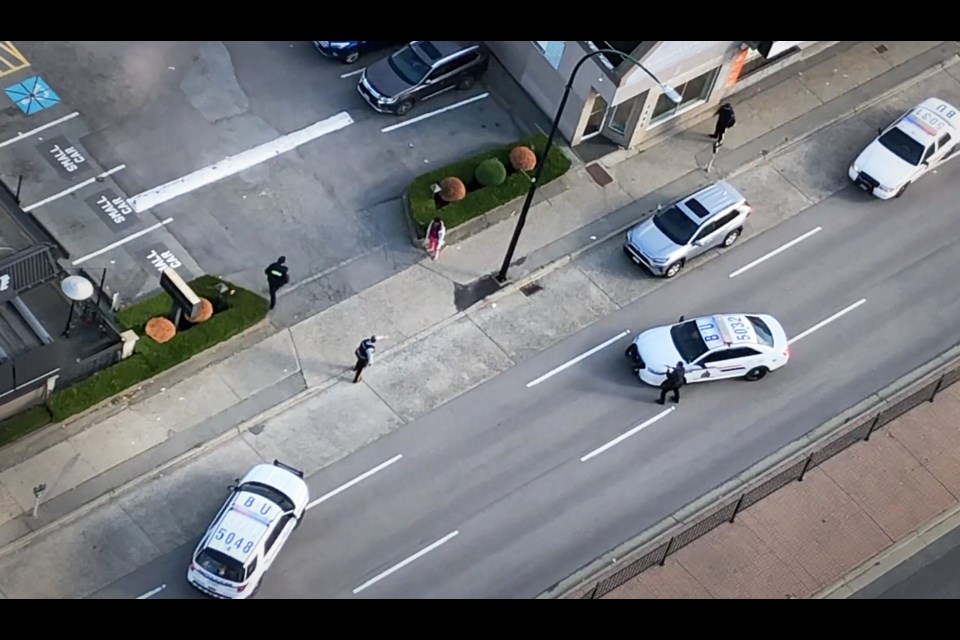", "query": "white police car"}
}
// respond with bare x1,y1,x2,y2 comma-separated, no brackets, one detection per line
626,313,790,385
187,460,309,599
849,97,960,199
